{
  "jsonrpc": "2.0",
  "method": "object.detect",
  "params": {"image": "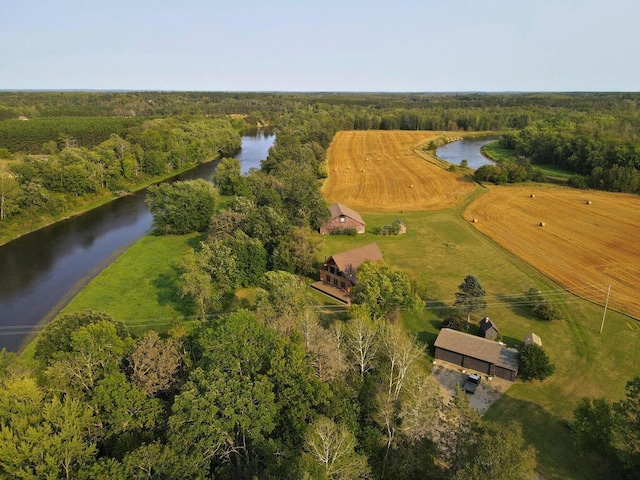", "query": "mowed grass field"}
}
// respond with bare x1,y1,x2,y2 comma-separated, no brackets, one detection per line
322,130,475,211
464,185,640,320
